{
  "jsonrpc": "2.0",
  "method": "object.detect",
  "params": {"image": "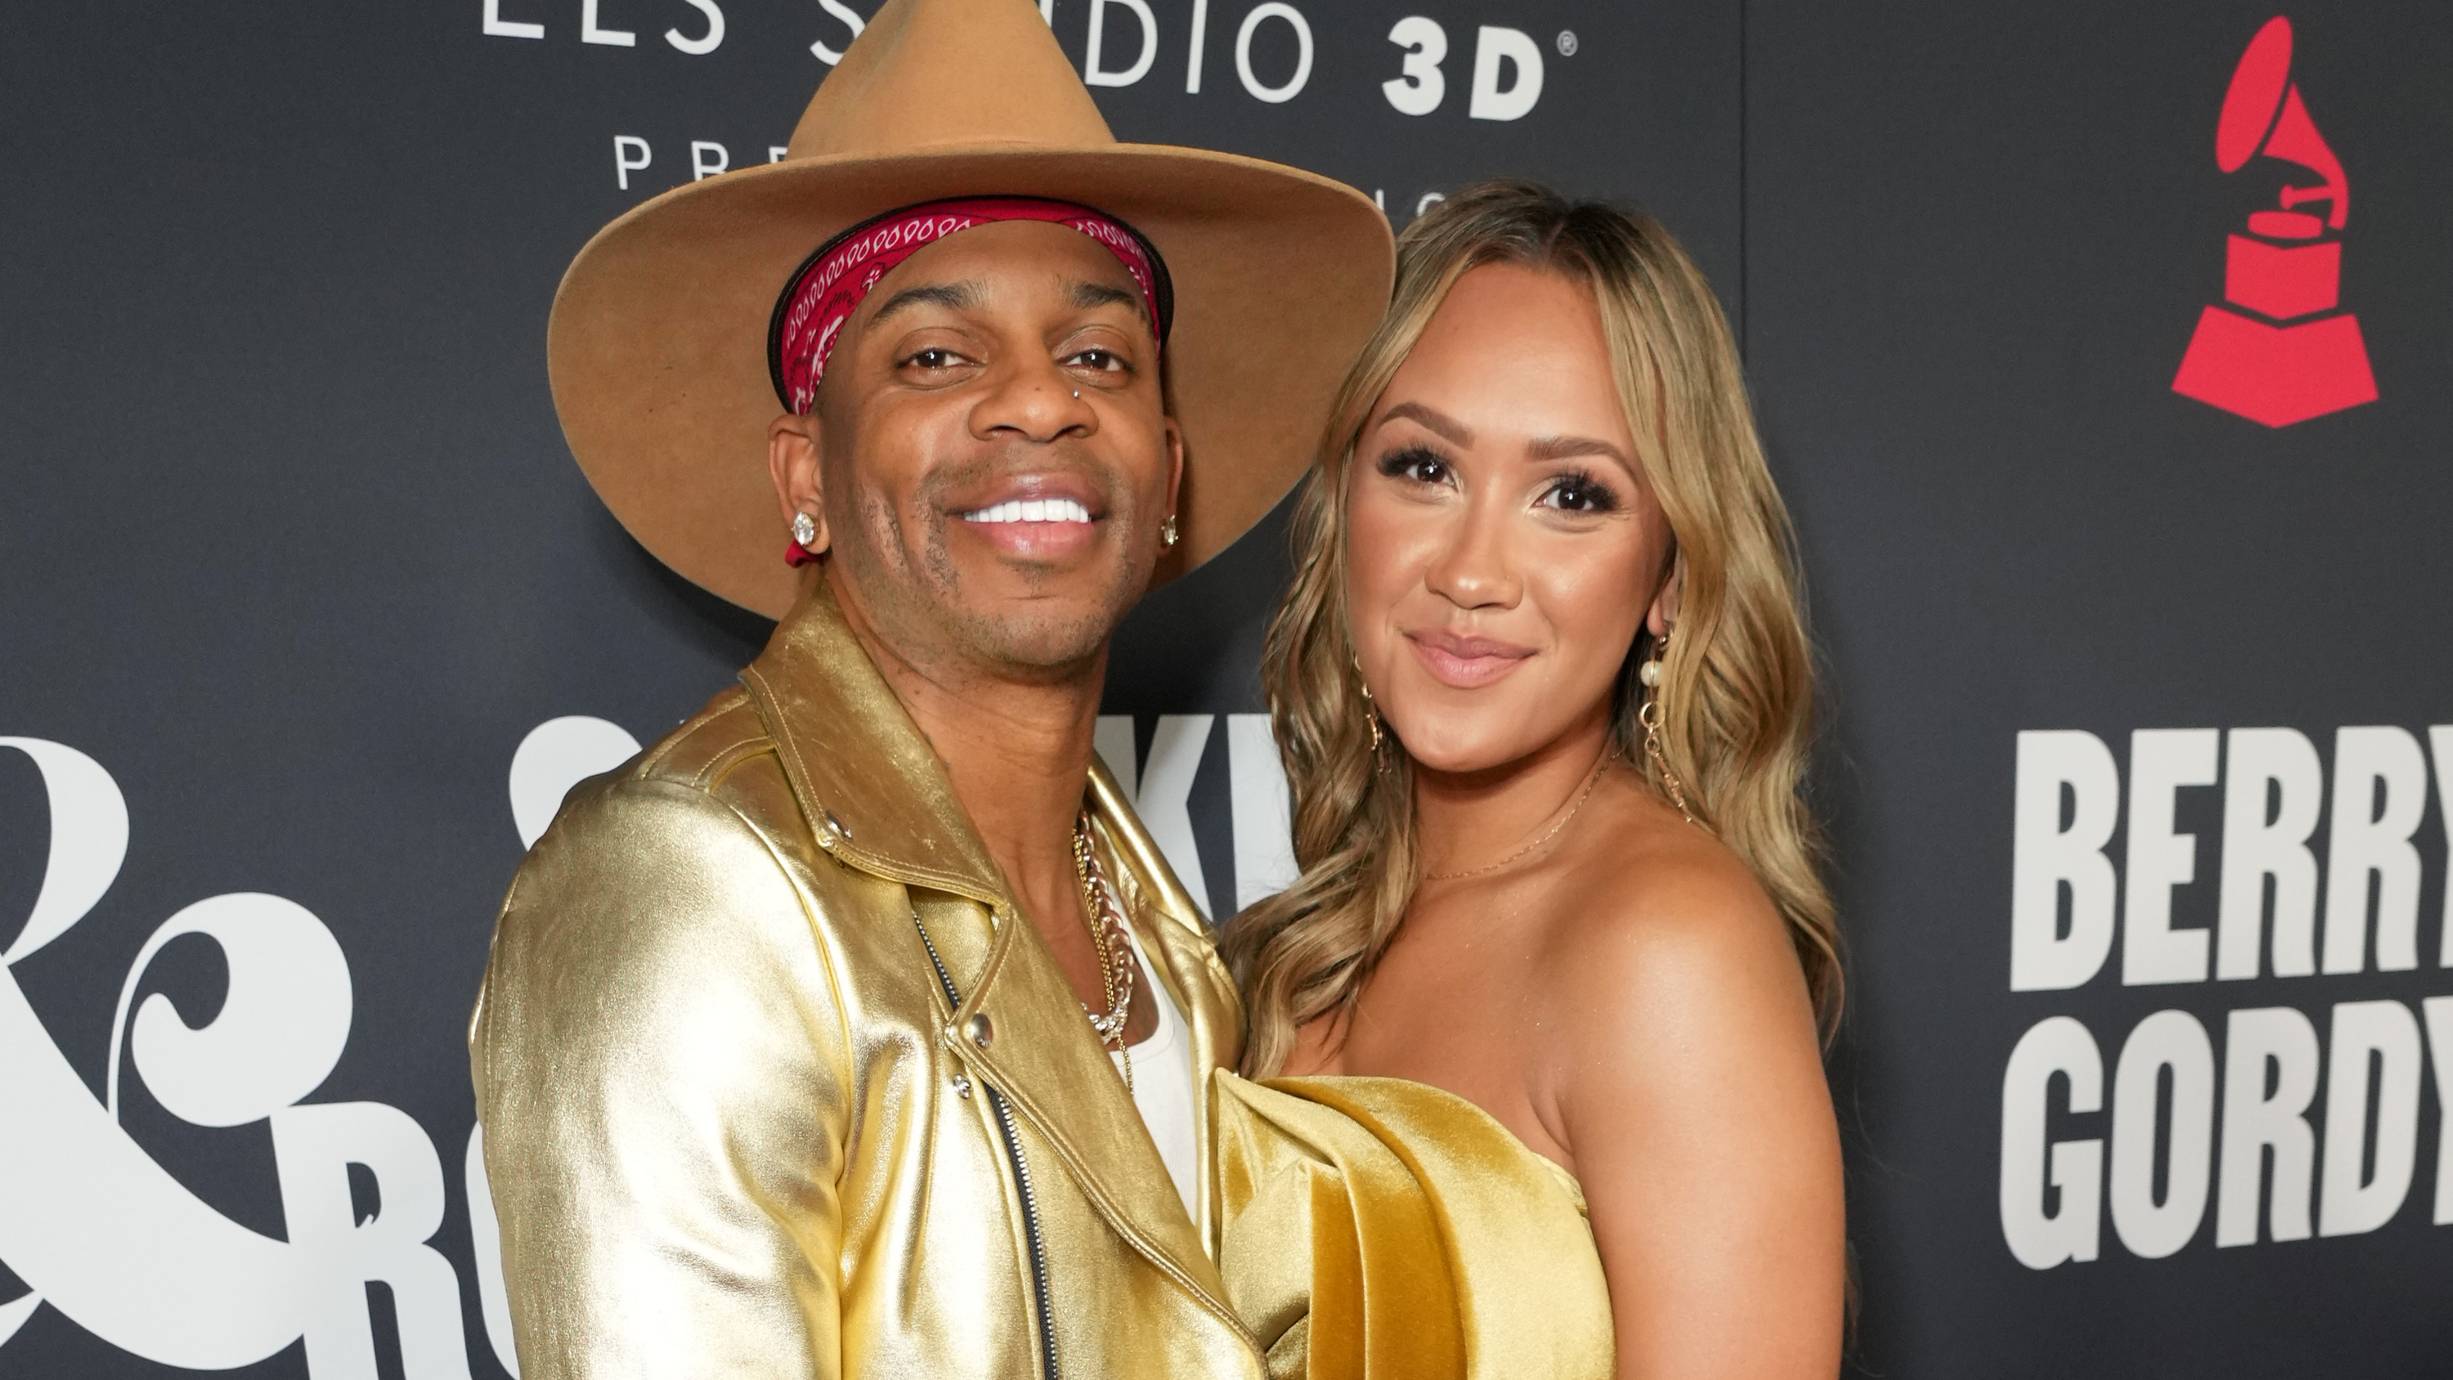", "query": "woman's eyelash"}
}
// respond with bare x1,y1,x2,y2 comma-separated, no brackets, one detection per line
1375,445,1450,481
1545,467,1620,512
1371,448,1618,512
